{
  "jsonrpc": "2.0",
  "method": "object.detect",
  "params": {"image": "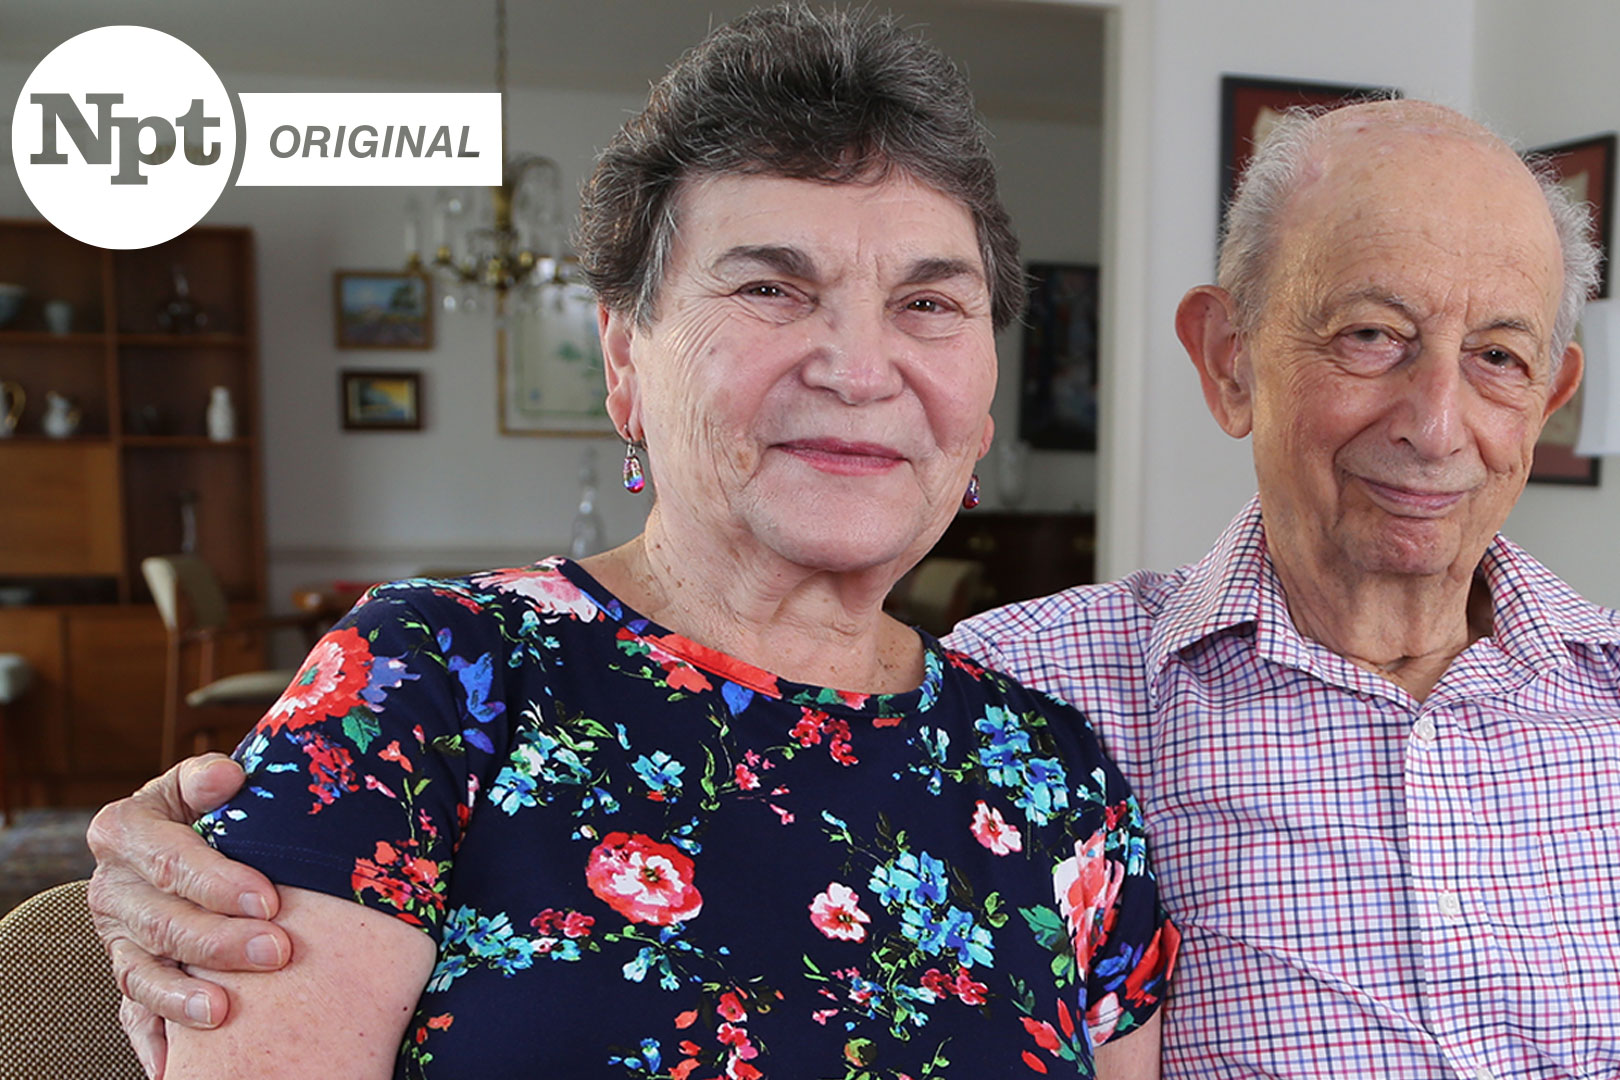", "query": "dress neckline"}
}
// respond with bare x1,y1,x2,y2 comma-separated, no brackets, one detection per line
552,557,945,720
